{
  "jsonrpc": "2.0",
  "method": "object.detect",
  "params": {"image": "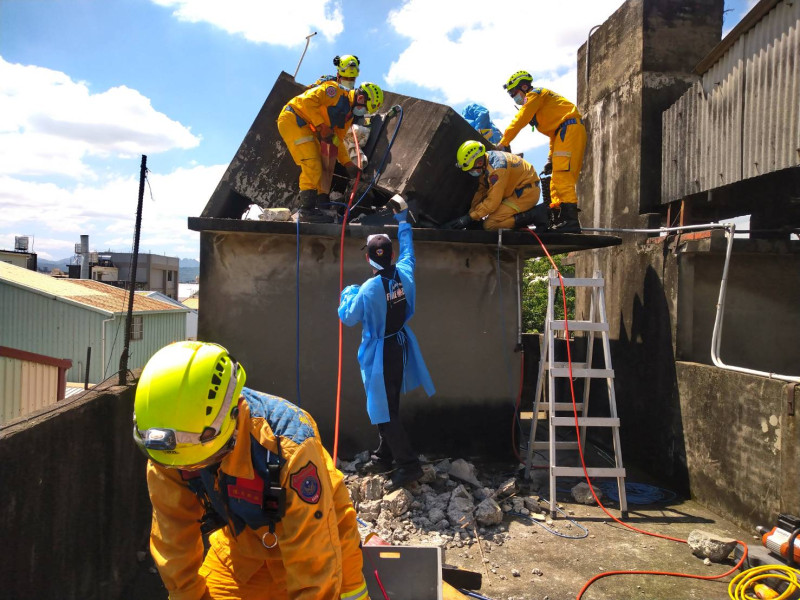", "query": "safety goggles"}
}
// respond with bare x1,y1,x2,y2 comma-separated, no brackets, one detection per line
133,361,240,456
